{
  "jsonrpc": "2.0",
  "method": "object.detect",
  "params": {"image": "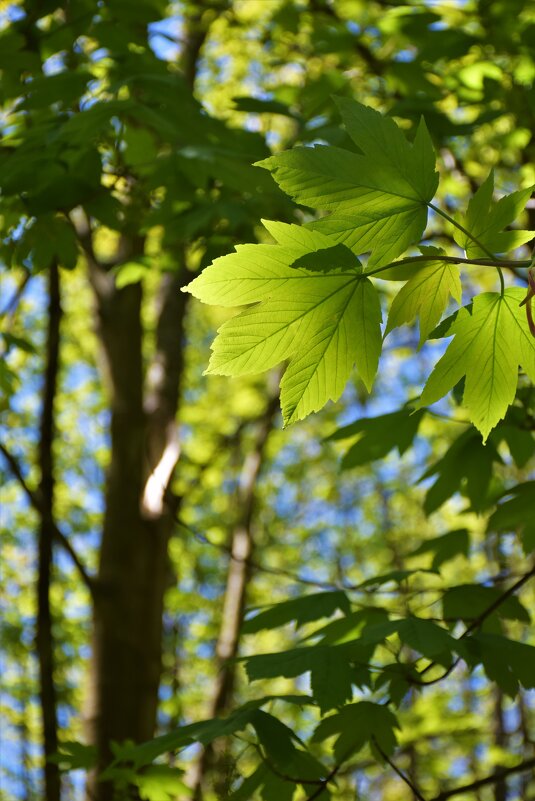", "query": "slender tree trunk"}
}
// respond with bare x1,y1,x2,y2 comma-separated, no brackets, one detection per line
36,262,62,801
190,382,280,799
517,695,533,800
164,616,184,749
493,688,508,801
492,538,508,801
381,488,422,799
462,678,484,801
19,660,34,801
